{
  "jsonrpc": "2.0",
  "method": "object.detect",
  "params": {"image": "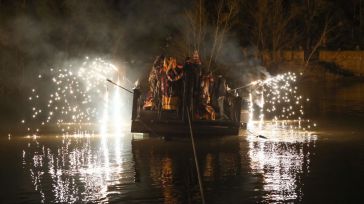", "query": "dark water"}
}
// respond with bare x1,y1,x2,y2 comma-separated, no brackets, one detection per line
0,81,363,204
